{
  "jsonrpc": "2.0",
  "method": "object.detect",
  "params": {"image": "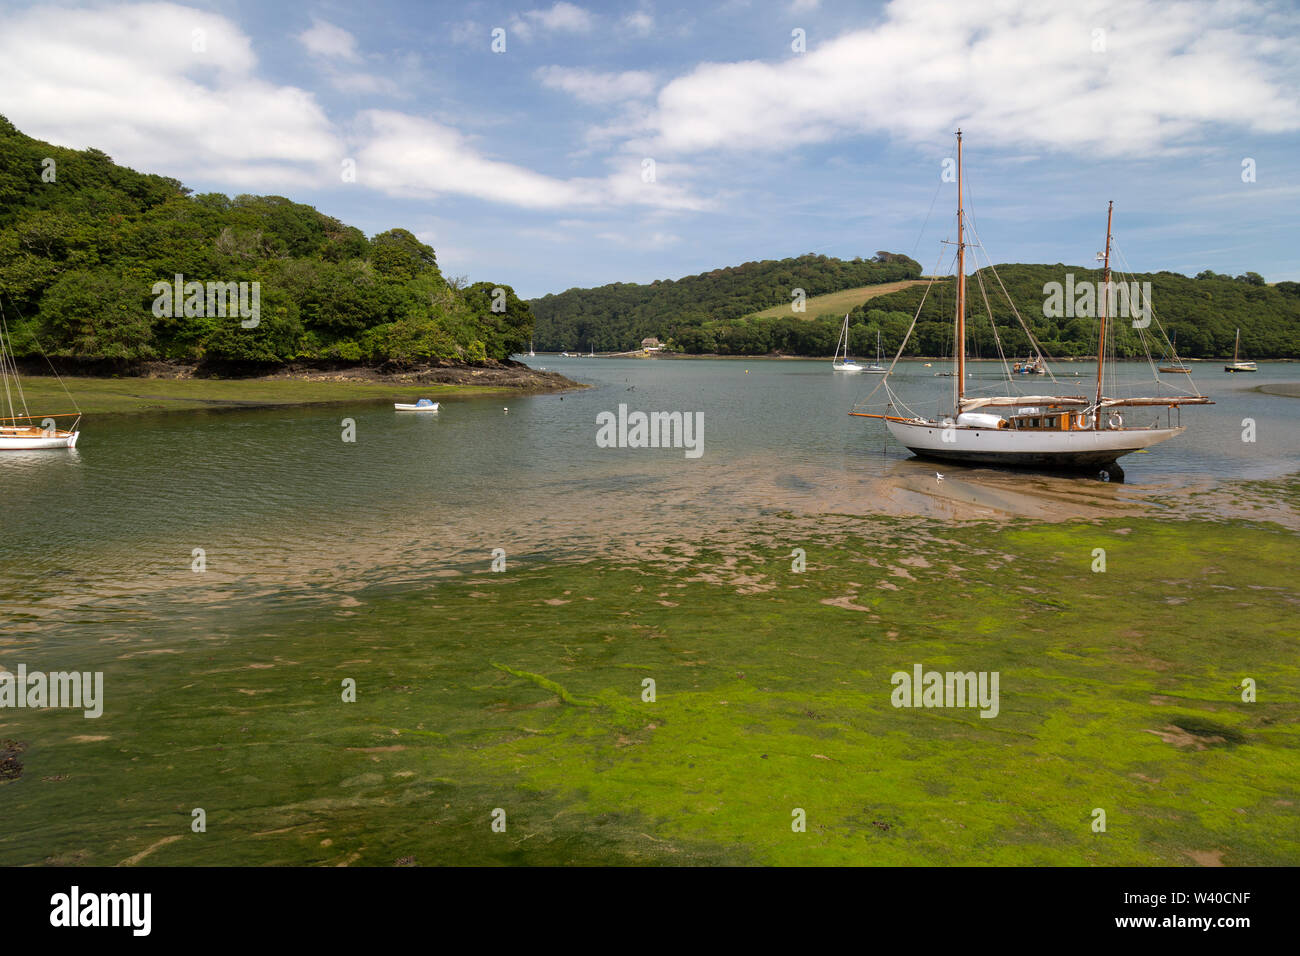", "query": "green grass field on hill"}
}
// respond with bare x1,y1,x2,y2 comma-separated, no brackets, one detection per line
747,280,932,321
